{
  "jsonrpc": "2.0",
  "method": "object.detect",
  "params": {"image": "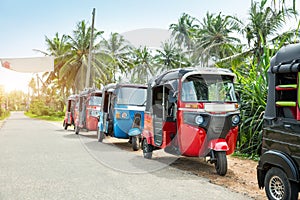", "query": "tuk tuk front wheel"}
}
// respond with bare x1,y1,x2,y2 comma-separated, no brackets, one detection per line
142,138,153,159
265,167,298,200
214,151,227,176
132,136,139,151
